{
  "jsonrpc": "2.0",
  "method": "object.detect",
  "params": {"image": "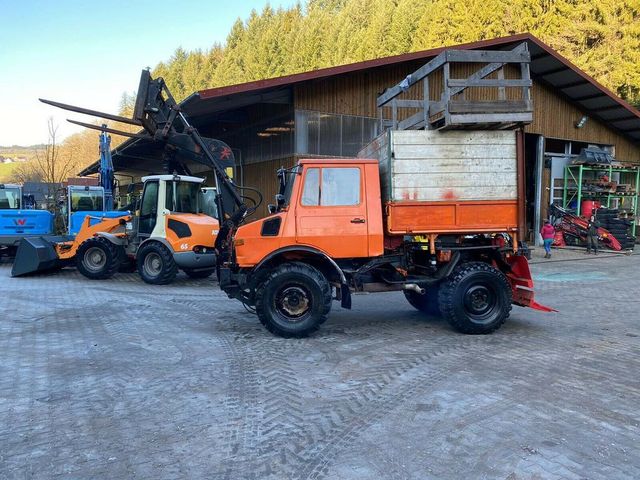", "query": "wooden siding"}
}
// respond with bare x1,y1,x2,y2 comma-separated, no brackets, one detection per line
294,65,640,162
241,156,296,219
